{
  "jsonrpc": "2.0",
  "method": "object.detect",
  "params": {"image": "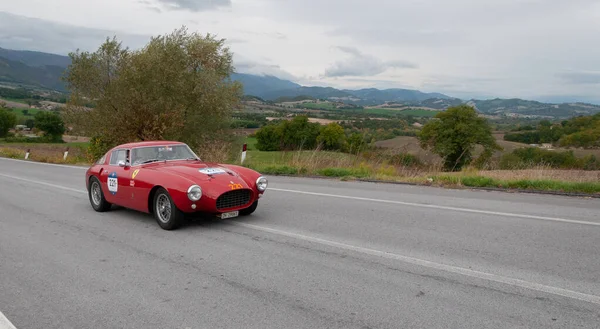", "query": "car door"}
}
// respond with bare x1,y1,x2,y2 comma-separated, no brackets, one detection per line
102,148,133,206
